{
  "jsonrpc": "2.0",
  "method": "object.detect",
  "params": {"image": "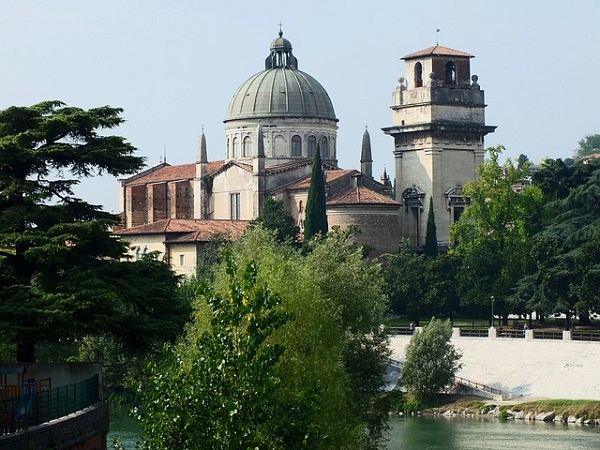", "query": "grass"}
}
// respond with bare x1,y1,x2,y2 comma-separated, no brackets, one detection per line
510,400,600,419
429,396,600,419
